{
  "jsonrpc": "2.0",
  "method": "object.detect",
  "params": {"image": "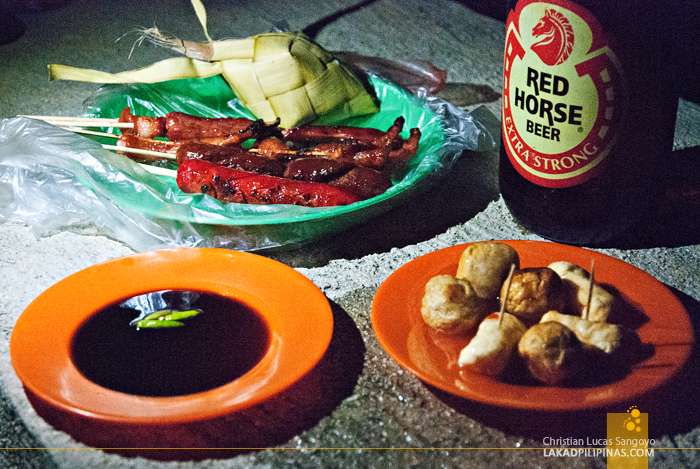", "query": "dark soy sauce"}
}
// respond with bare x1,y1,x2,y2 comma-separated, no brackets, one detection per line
71,291,271,397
